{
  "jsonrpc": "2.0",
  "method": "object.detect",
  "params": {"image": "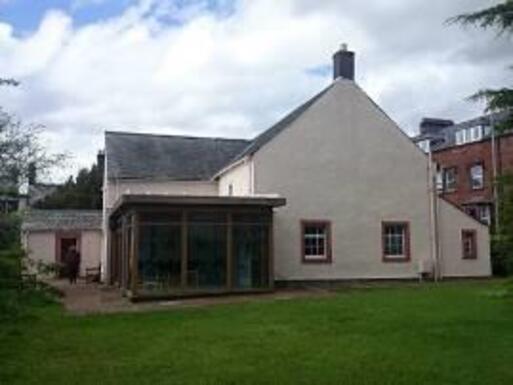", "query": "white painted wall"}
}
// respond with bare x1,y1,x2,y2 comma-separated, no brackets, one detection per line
24,229,102,277
23,231,55,275
104,180,218,210
218,160,253,196
251,79,490,281
437,198,491,277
